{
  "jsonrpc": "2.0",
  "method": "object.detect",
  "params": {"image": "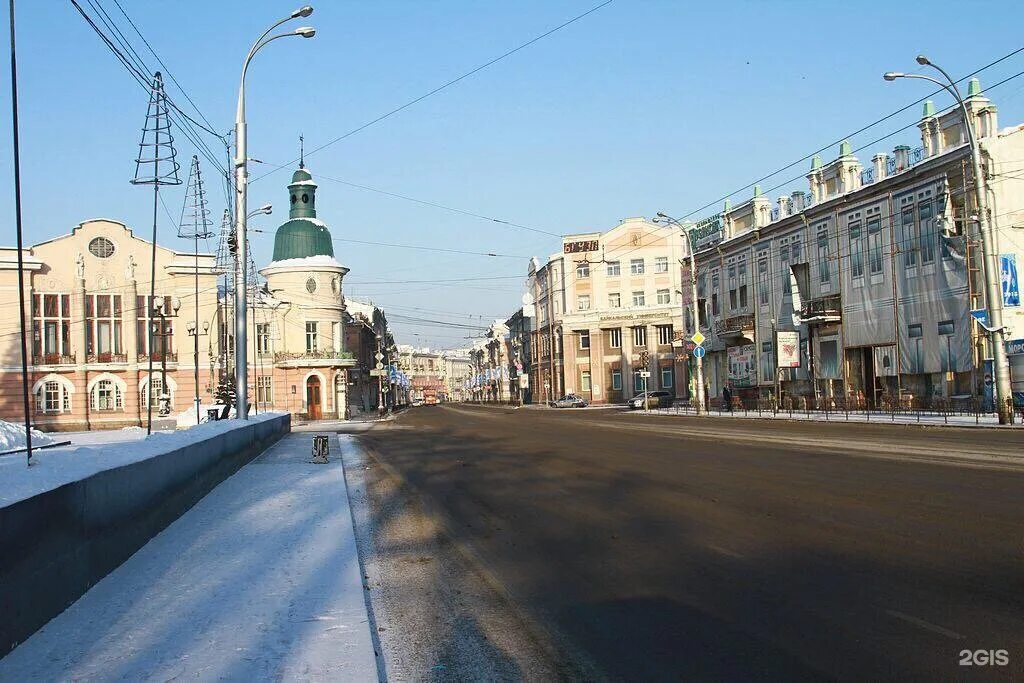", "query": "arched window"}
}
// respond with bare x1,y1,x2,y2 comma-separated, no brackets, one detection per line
140,374,176,409
90,379,123,411
32,375,74,414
